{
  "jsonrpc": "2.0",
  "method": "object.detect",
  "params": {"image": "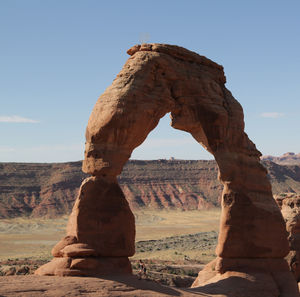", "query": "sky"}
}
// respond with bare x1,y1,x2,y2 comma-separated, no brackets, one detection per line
1,0,300,162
